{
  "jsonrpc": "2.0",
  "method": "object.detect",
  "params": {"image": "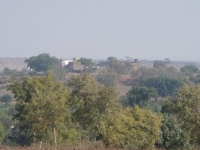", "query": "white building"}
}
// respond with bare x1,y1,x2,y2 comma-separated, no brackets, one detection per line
60,59,73,68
